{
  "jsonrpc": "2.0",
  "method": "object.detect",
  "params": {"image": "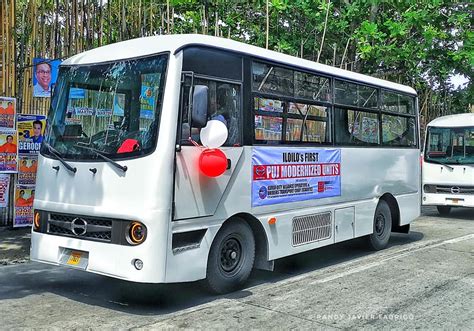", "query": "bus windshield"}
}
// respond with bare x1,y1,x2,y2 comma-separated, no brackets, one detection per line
42,55,168,161
425,126,474,165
